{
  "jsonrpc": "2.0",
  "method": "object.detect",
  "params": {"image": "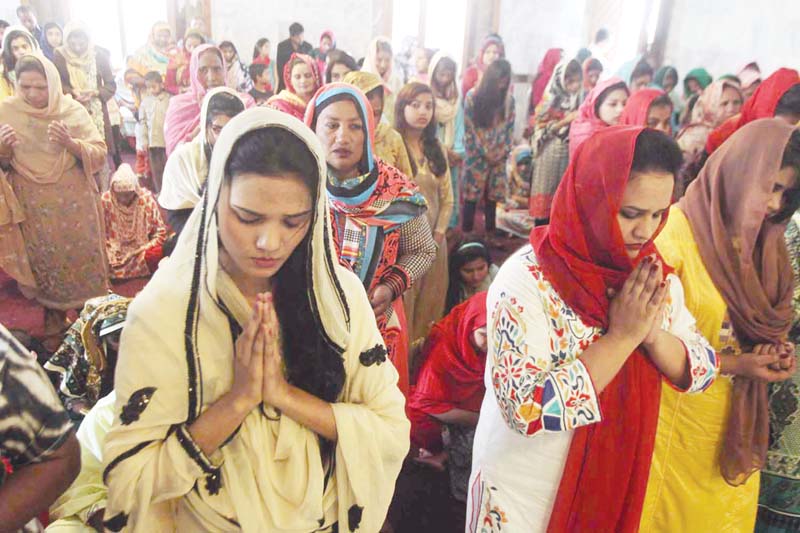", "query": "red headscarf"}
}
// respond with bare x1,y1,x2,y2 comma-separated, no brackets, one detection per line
282,52,321,96
619,87,668,127
706,68,799,154
461,35,505,97
531,126,671,533
530,48,563,111
568,77,628,159
407,292,488,453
